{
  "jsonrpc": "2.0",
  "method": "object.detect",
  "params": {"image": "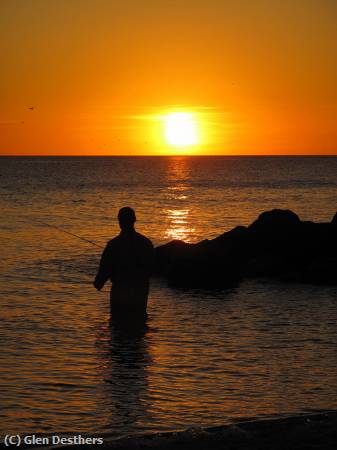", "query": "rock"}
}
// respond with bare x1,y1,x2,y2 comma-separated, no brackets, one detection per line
167,258,242,289
244,254,290,277
155,228,247,288
284,257,337,285
248,209,301,232
246,209,302,256
154,209,337,288
154,239,211,275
